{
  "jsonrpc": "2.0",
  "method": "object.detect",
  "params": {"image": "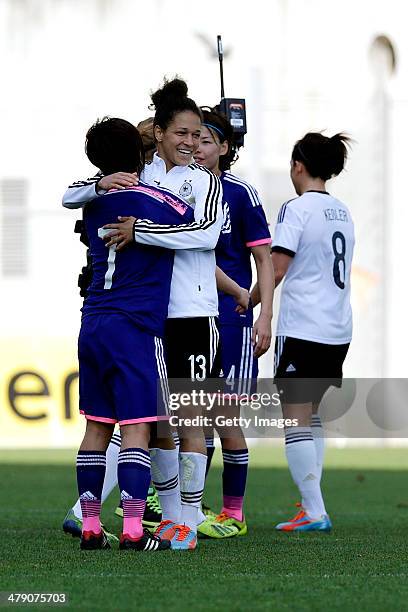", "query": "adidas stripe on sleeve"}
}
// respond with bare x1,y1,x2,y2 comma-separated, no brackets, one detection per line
62,173,103,209
272,200,303,257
